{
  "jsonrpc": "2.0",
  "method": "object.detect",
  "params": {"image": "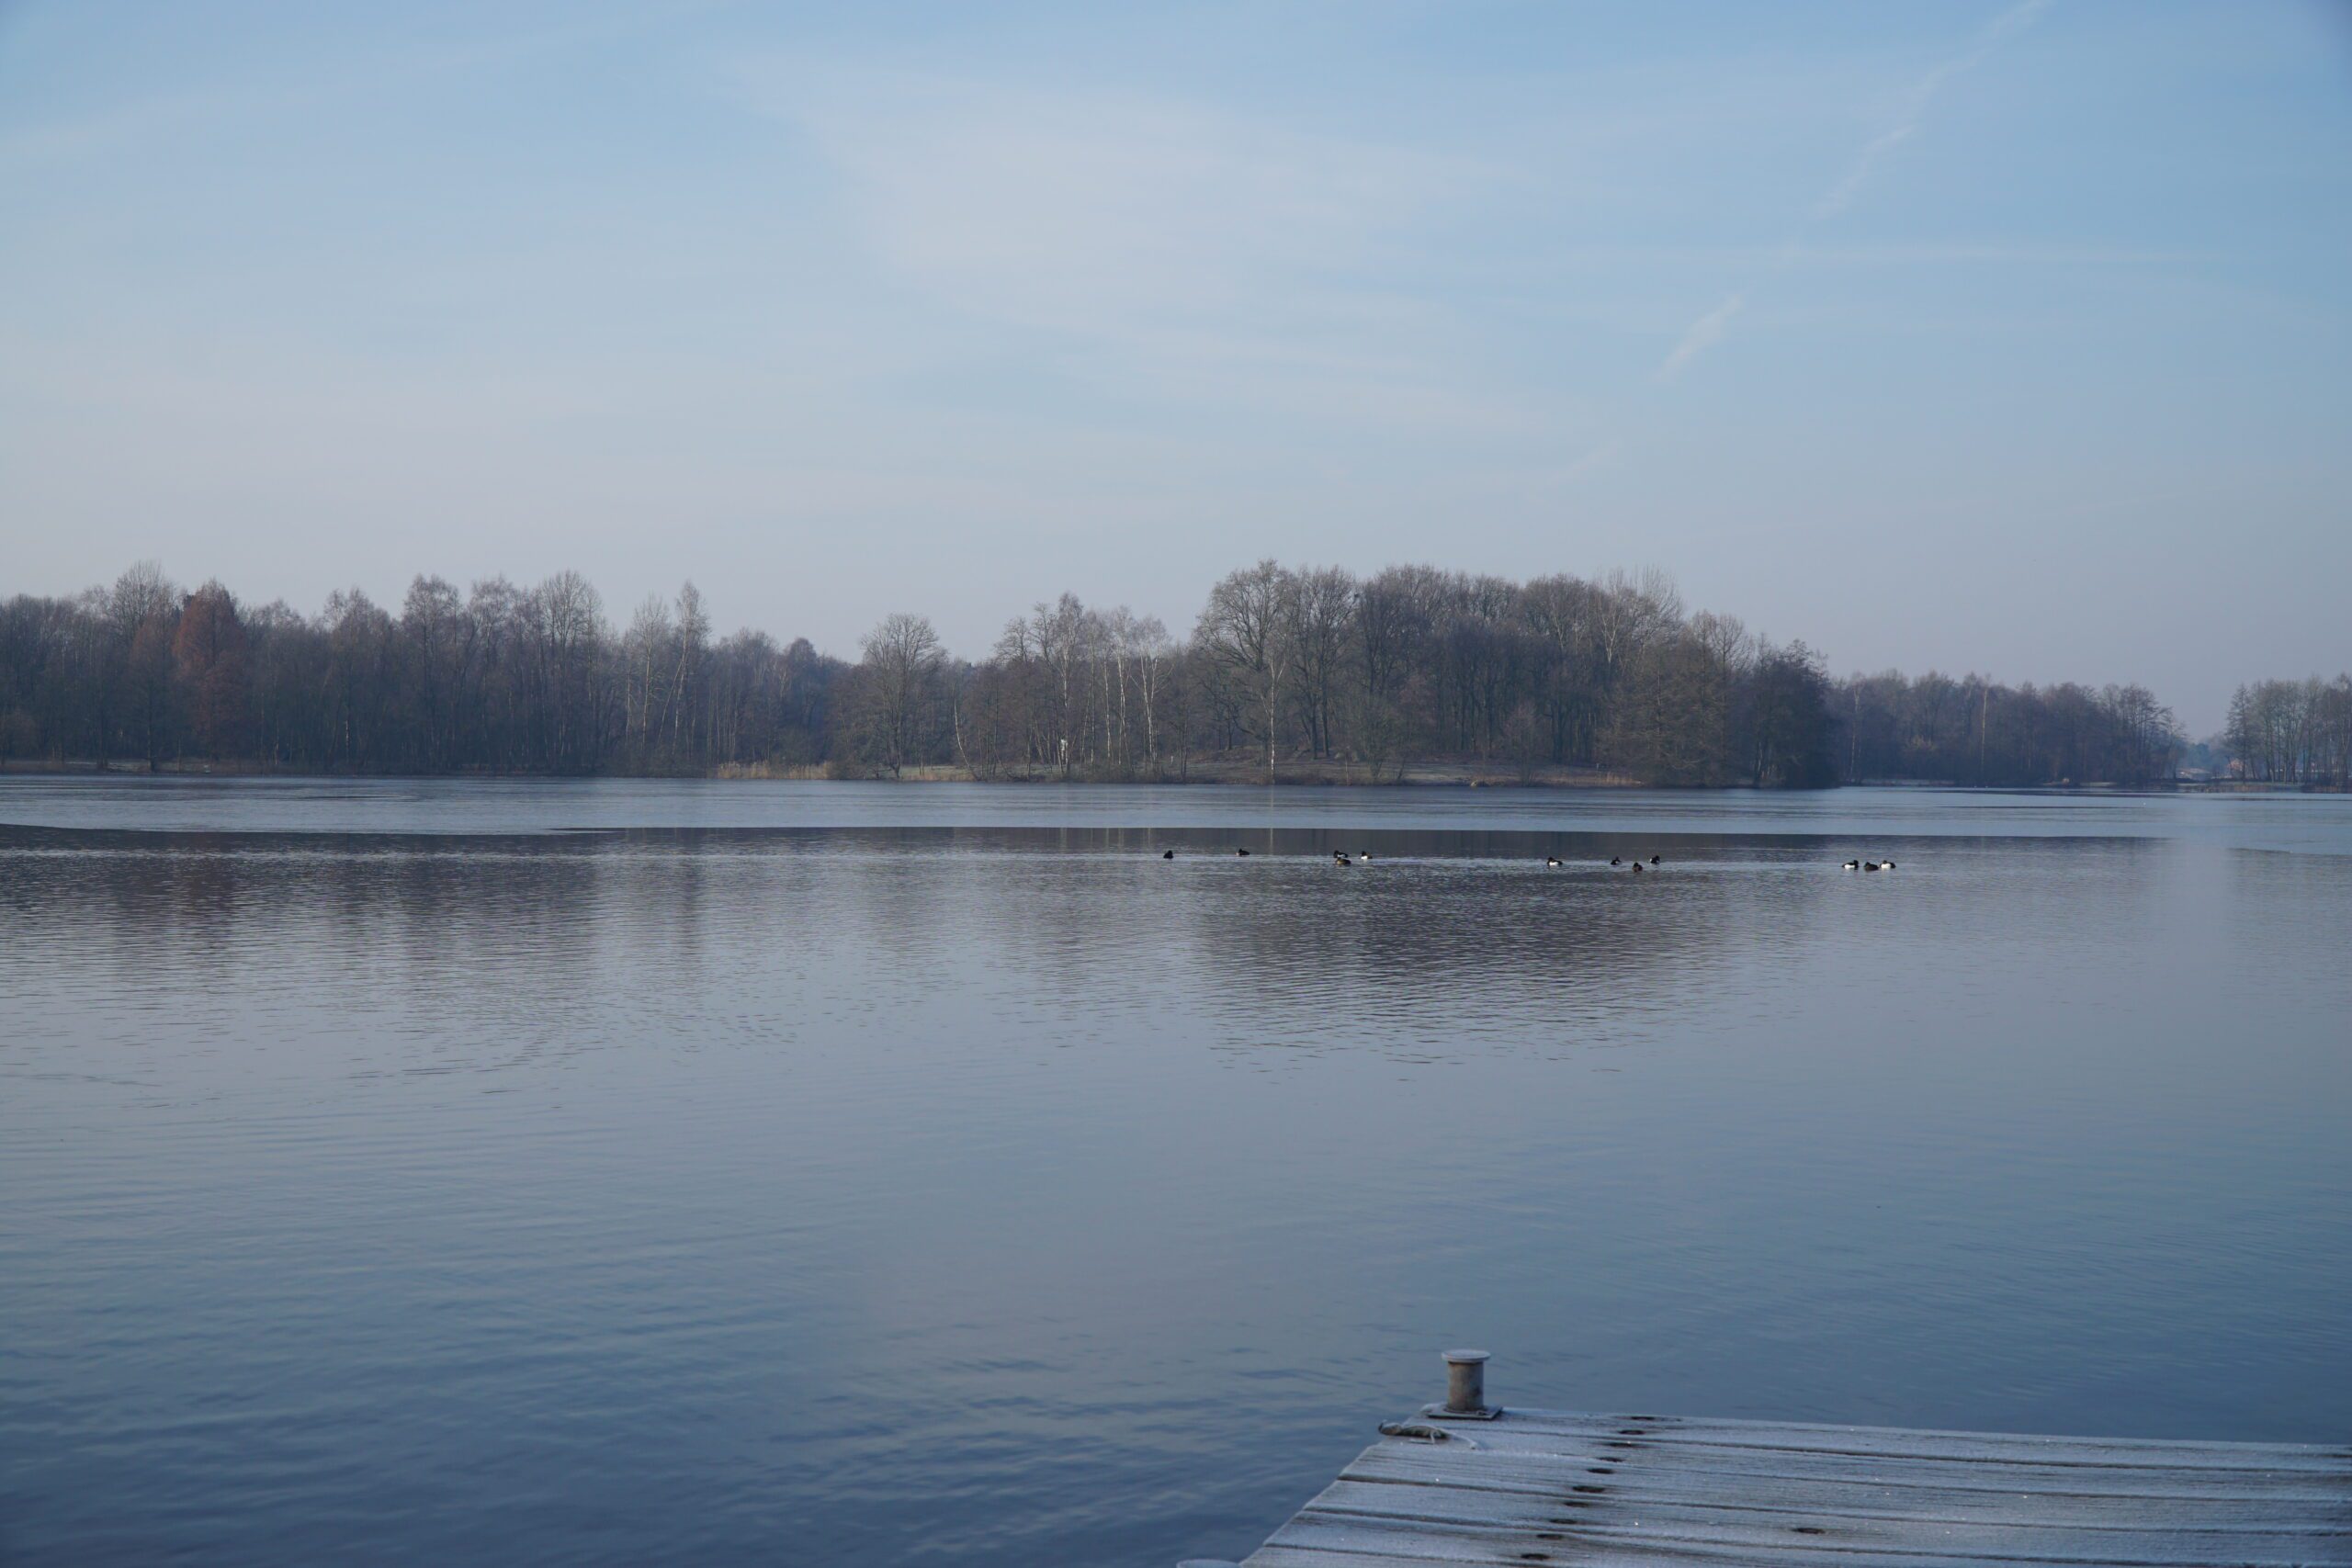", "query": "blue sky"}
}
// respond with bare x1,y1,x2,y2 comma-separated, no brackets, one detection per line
3,1,2346,731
